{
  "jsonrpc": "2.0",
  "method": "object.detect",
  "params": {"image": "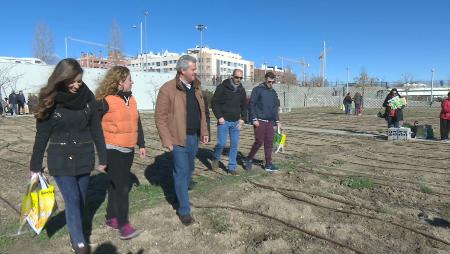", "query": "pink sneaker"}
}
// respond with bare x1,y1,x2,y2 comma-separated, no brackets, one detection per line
105,218,118,230
119,223,142,240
